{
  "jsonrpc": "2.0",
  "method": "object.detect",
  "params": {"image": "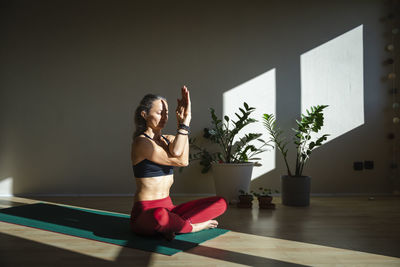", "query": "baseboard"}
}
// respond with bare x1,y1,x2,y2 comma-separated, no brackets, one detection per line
5,193,216,198
1,192,397,198
309,193,396,197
